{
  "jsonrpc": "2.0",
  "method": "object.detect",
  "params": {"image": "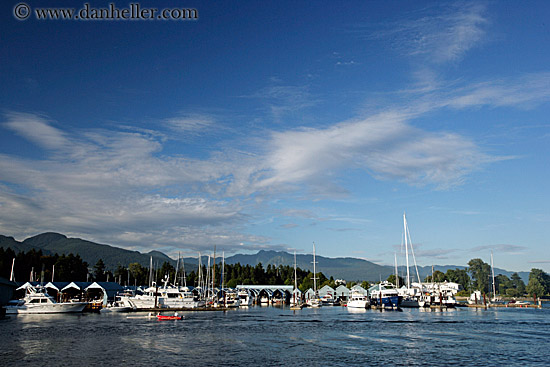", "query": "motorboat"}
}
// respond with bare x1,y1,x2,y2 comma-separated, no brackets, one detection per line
119,284,205,309
223,290,241,308
100,295,133,312
369,281,400,309
238,289,253,307
5,286,88,314
320,294,335,306
347,290,370,309
306,297,322,308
